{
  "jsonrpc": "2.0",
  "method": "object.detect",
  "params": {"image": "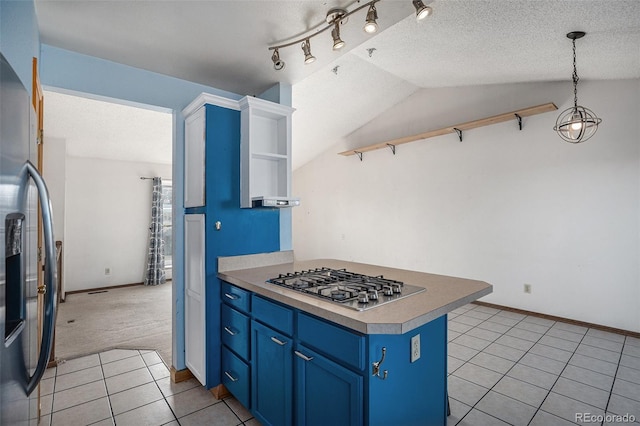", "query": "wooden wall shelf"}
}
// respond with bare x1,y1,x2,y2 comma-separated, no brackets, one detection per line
338,102,558,158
